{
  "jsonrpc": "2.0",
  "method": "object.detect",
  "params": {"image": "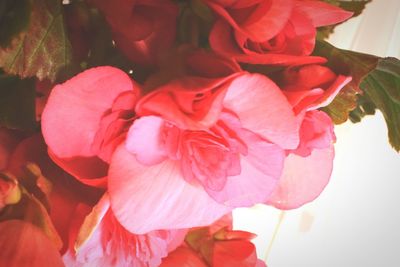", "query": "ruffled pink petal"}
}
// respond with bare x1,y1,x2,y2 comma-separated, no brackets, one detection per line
125,116,168,165
0,220,63,267
42,66,138,159
108,145,231,234
206,130,284,207
295,0,353,27
223,73,299,149
267,145,334,209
